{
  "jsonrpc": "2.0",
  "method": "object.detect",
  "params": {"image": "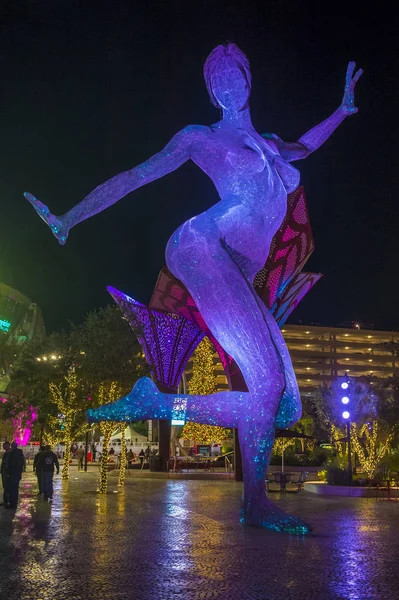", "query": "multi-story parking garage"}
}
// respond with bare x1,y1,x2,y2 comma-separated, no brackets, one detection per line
185,324,399,397
282,324,399,395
